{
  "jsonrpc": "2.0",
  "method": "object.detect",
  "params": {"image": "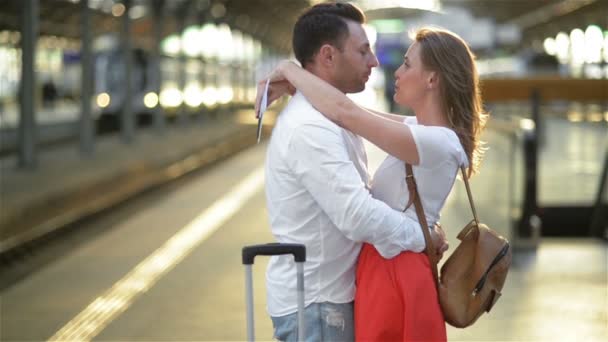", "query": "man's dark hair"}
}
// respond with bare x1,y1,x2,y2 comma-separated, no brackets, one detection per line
293,2,365,67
